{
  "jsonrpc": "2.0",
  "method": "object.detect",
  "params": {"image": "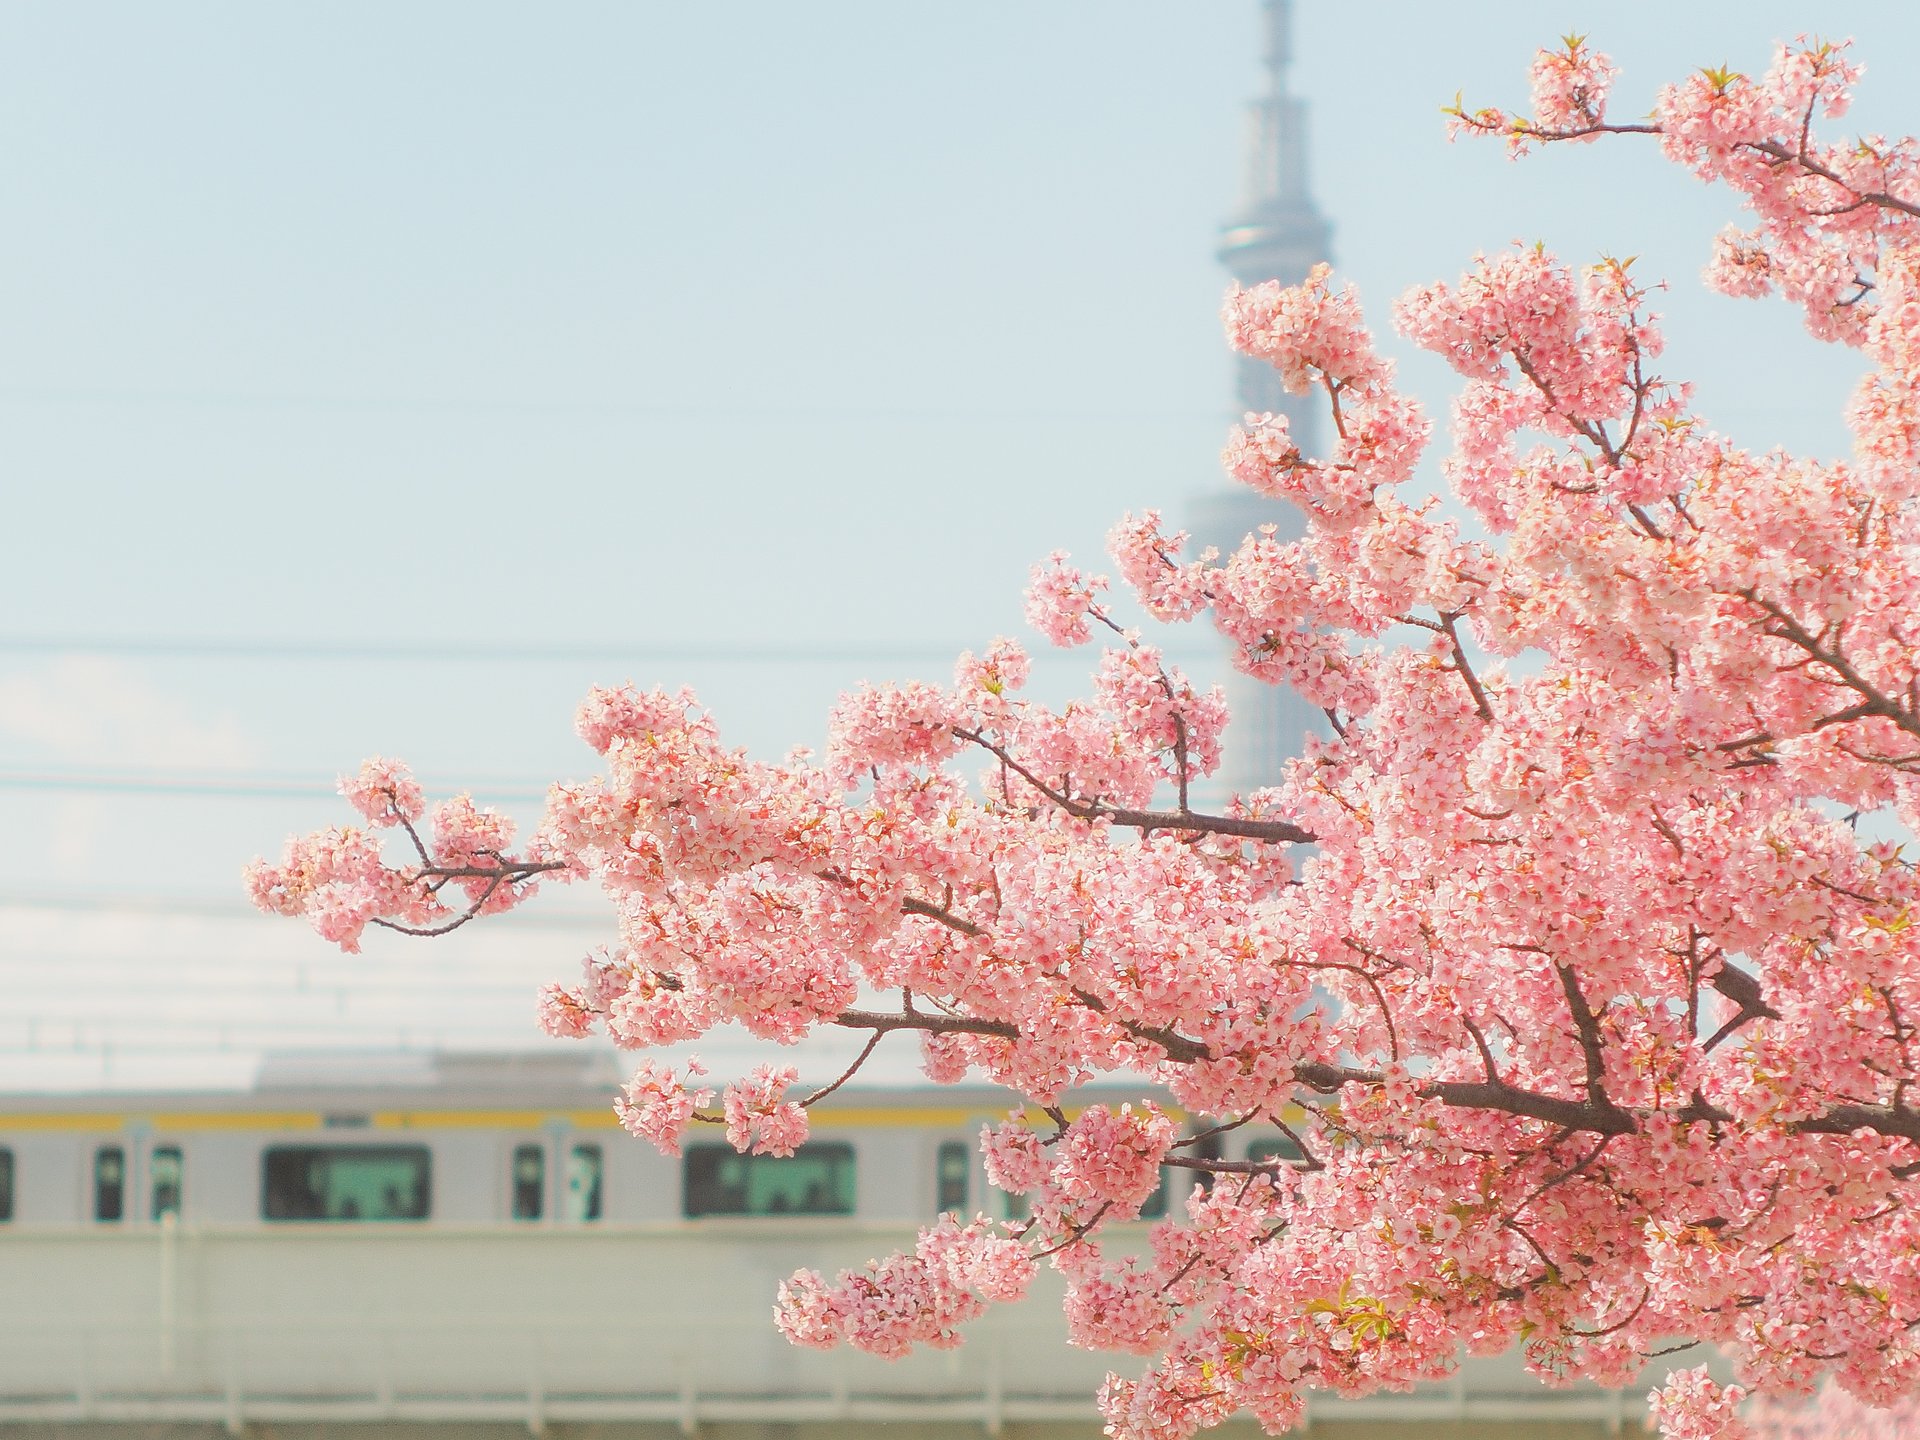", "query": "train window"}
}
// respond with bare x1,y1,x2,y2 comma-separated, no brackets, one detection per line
151,1145,183,1221
936,1141,969,1214
511,1144,545,1221
683,1142,855,1218
94,1145,126,1222
1138,1167,1183,1221
1247,1135,1305,1169
564,1144,602,1222
1189,1128,1224,1193
0,1148,12,1222
261,1145,431,1222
